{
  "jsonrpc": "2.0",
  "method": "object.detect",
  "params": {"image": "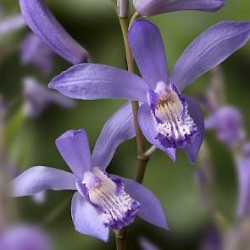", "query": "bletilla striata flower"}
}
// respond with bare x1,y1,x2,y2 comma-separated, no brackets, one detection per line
19,0,90,64
21,33,54,74
236,142,250,218
22,77,75,118
133,0,225,17
0,225,51,250
49,20,250,163
11,103,168,241
205,106,245,147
